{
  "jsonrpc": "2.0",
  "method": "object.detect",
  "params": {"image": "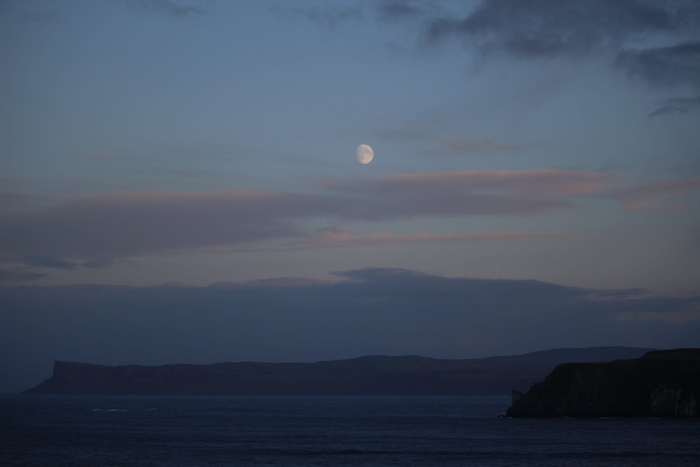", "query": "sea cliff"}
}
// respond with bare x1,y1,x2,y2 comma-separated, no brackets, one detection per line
23,347,652,396
507,348,700,418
